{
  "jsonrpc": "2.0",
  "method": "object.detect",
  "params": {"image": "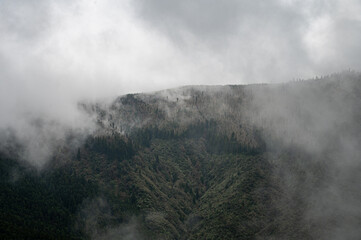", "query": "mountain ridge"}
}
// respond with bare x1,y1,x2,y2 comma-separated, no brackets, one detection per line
1,71,361,239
